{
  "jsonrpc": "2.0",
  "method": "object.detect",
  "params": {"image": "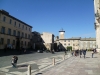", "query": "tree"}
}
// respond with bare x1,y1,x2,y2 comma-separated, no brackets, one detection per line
67,46,72,51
